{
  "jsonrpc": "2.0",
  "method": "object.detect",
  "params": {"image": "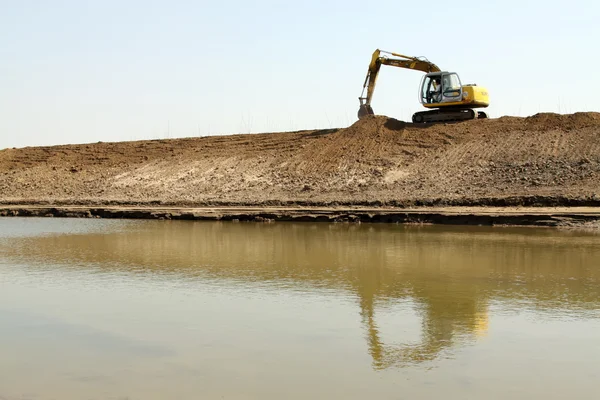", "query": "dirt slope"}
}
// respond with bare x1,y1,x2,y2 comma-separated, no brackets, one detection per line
1,112,600,206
